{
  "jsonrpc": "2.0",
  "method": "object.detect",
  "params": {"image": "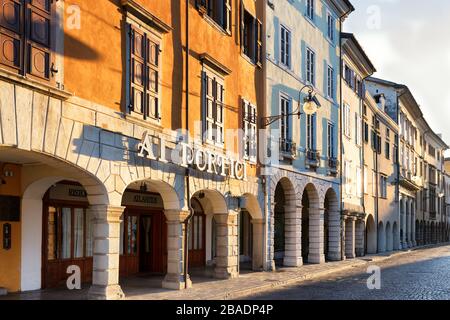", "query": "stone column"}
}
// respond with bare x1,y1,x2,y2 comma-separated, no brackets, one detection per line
251,219,265,271
412,201,417,247
355,219,365,257
406,199,411,248
345,217,356,259
308,207,325,264
88,205,125,300
214,213,239,279
162,210,192,290
327,205,341,261
401,197,407,249
283,203,303,267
